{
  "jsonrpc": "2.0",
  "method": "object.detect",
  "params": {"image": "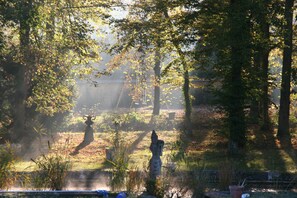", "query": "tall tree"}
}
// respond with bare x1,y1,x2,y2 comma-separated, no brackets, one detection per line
247,0,275,130
277,0,294,145
0,0,110,142
153,42,161,115
157,0,193,127
12,0,33,142
109,1,167,116
110,0,197,127
226,0,252,150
